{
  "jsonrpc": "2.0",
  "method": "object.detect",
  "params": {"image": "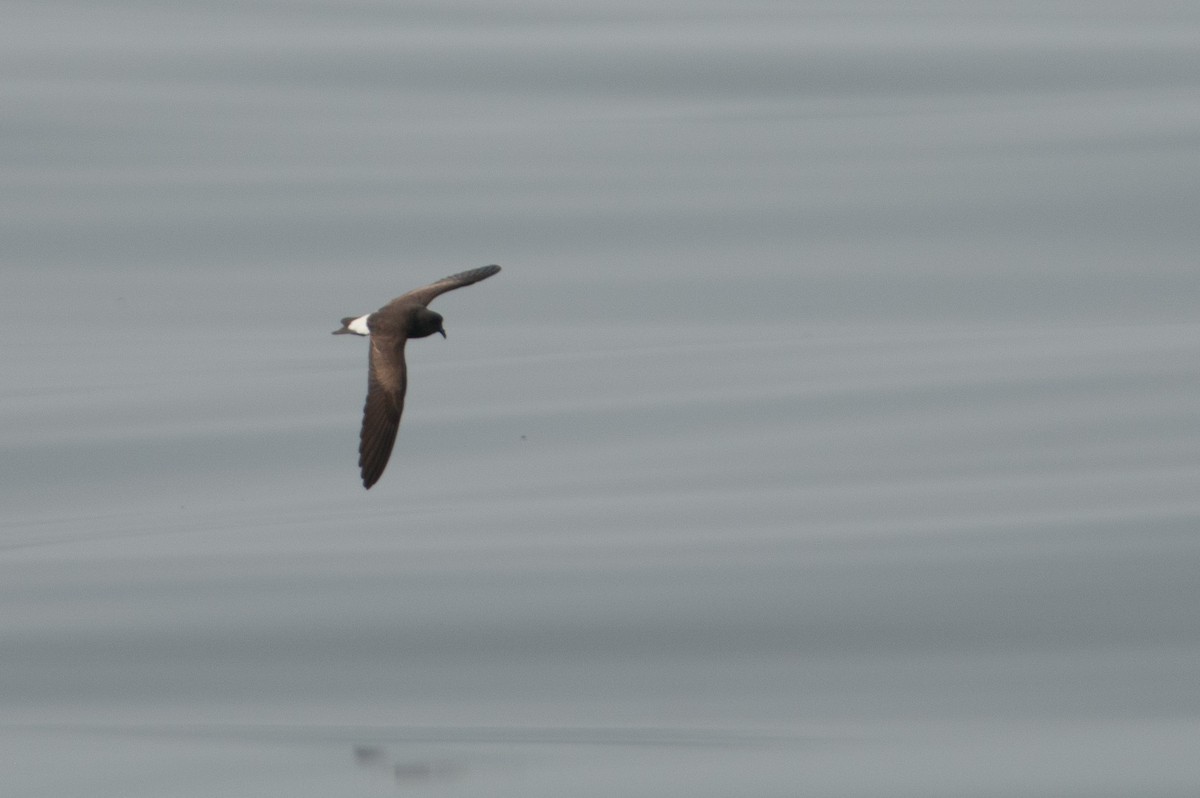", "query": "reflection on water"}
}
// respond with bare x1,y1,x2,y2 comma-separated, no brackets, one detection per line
2,0,1200,795
354,744,463,787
